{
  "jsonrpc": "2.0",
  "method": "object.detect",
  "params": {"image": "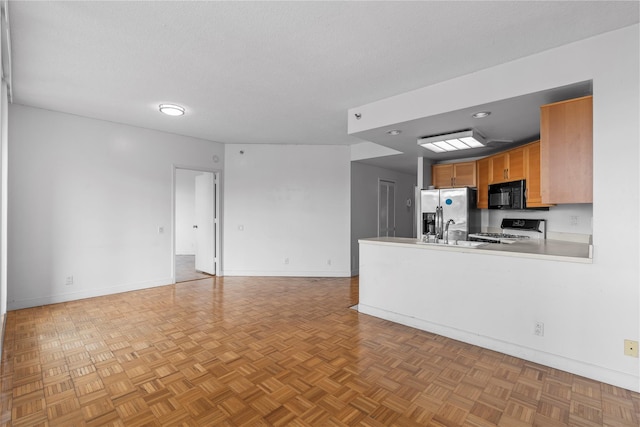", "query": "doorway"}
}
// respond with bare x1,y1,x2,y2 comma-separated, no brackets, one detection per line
174,167,220,282
378,179,396,237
